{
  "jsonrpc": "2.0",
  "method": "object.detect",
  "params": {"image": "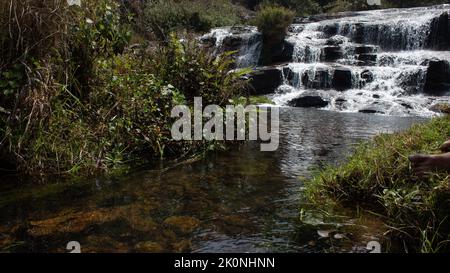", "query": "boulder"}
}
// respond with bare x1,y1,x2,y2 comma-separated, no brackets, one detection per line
424,60,450,95
247,67,283,95
271,40,295,63
357,54,377,65
332,68,353,91
360,70,374,86
354,45,377,54
222,36,244,51
358,102,392,114
426,12,449,50
288,91,329,108
322,46,343,62
301,68,332,89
